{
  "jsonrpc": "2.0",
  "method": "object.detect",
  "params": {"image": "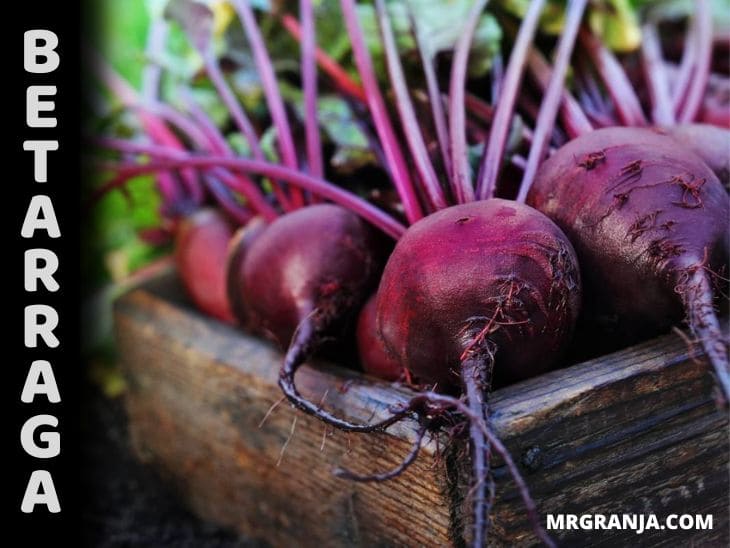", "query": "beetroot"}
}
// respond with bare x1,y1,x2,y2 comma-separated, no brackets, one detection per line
661,124,730,189
174,208,237,324
376,199,580,546
356,295,402,381
527,127,730,401
235,204,388,428
377,199,581,388
226,216,268,327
